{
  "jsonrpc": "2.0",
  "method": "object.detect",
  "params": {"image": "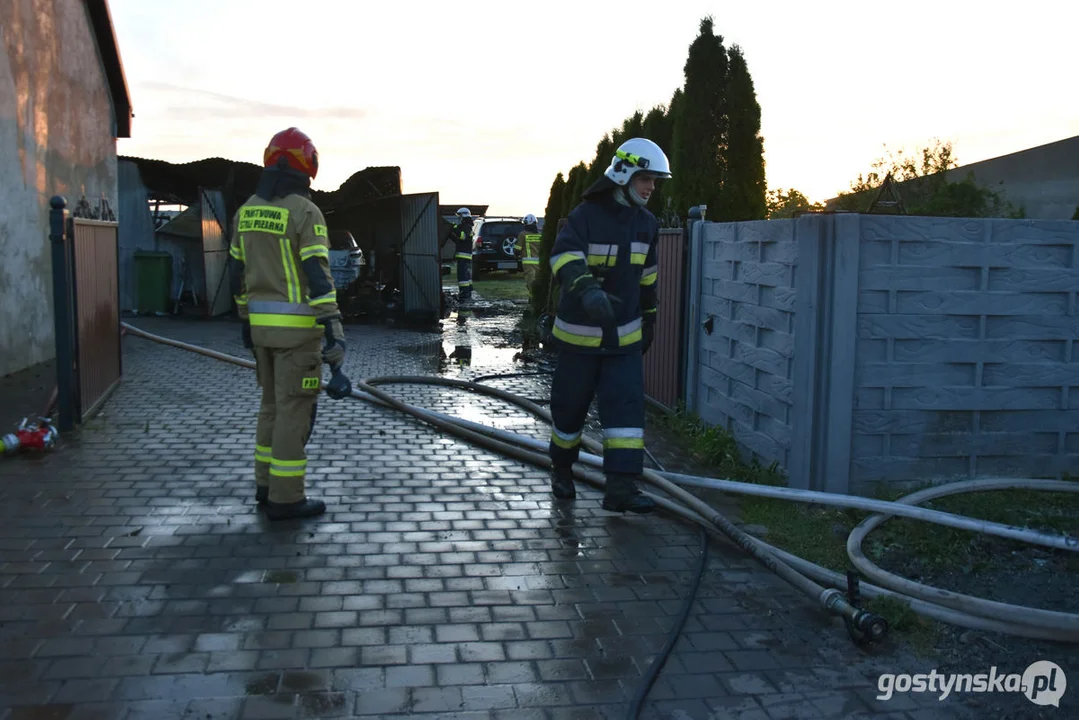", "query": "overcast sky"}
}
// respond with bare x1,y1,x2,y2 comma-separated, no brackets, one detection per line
110,0,1078,216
